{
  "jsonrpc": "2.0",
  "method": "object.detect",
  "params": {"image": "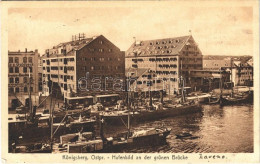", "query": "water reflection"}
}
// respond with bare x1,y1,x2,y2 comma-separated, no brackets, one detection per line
121,104,253,153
